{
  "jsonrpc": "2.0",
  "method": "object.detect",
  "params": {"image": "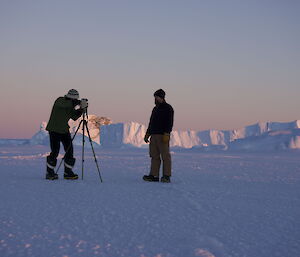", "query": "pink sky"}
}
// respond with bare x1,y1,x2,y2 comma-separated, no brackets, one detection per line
0,1,299,138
